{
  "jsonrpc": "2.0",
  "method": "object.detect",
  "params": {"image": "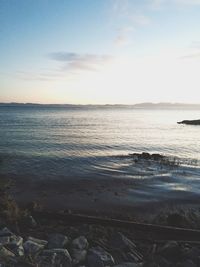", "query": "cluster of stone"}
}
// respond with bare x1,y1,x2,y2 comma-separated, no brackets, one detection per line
0,226,199,266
